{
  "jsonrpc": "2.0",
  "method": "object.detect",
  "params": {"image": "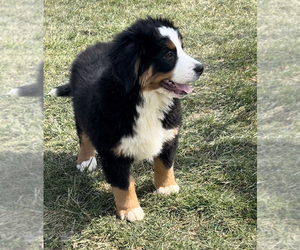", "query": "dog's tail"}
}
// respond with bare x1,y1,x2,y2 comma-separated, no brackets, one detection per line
48,82,72,97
